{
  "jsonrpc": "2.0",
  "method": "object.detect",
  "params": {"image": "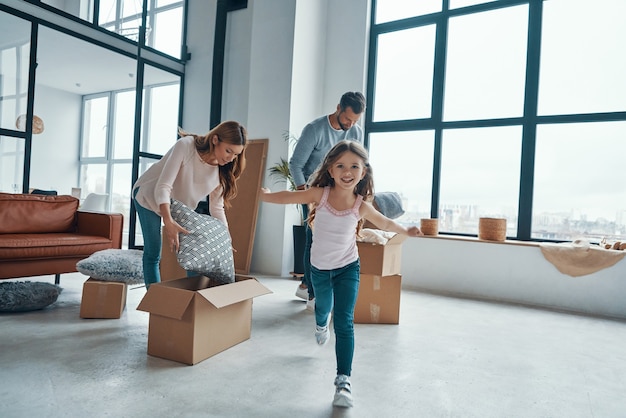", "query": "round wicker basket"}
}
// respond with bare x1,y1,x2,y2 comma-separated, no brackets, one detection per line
420,218,439,236
478,218,506,241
